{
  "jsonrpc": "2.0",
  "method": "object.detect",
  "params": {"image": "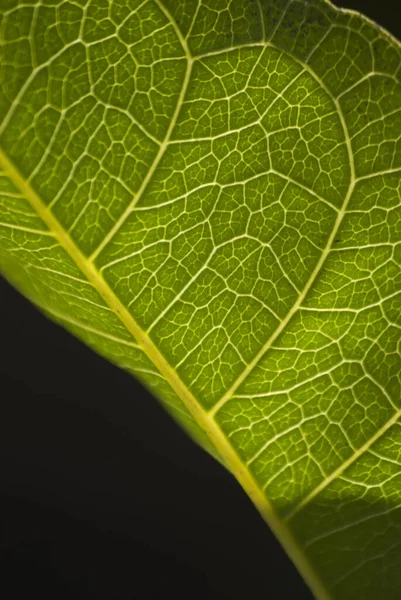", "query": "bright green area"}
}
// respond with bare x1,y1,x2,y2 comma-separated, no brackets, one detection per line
1,1,401,598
